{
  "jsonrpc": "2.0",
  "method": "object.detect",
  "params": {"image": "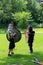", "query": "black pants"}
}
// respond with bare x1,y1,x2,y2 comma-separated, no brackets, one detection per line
9,38,15,49
28,42,33,53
